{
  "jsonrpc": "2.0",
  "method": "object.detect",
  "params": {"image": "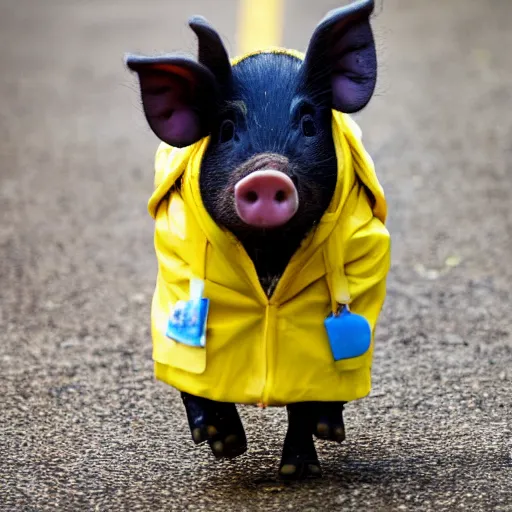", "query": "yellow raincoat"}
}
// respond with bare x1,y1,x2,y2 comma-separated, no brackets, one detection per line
148,51,391,407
